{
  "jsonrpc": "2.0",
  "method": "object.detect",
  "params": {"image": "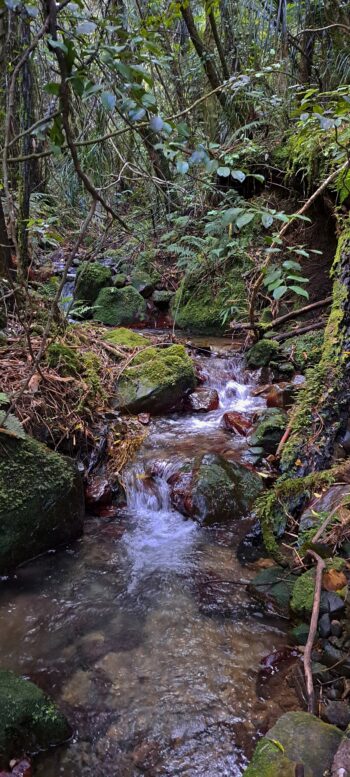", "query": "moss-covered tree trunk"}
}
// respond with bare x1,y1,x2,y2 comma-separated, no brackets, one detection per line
281,222,350,478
